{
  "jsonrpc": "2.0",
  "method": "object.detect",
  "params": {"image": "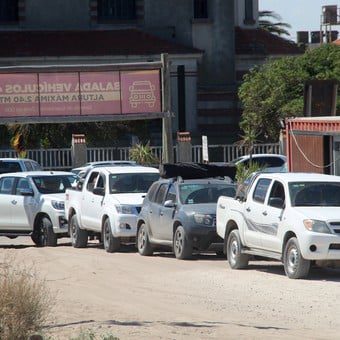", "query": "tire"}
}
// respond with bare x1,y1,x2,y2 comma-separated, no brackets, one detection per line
41,217,57,247
226,229,249,269
103,218,120,253
31,232,43,247
137,223,153,256
283,237,310,279
173,225,192,260
69,214,88,248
